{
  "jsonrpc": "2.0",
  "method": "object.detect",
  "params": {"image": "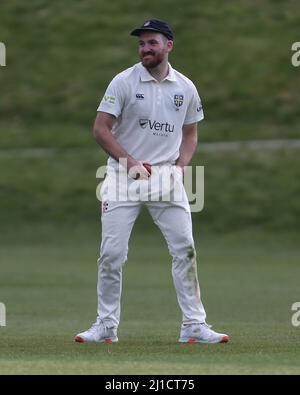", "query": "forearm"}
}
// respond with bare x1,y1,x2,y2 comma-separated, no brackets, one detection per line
176,129,198,169
94,123,135,168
